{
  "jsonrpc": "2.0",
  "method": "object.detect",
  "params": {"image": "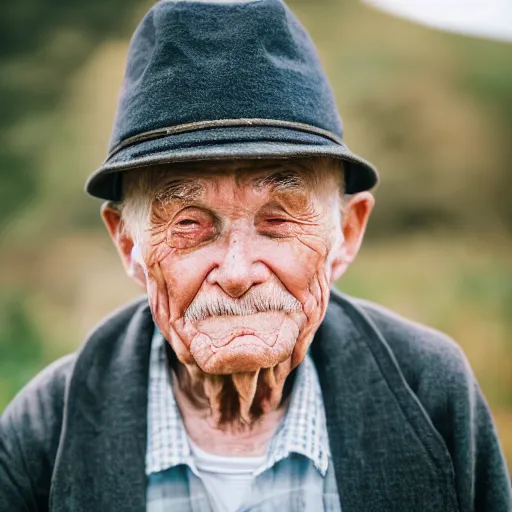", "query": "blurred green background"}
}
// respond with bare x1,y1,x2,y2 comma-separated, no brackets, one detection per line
1,0,511,471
